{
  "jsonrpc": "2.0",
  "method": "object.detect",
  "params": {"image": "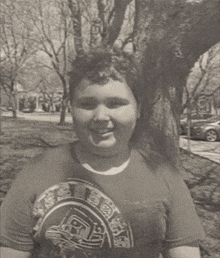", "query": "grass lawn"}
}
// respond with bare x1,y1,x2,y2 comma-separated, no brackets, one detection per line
0,116,220,257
